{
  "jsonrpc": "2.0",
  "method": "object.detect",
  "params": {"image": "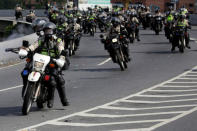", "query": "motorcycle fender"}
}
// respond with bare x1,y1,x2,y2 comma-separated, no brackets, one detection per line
28,72,41,82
